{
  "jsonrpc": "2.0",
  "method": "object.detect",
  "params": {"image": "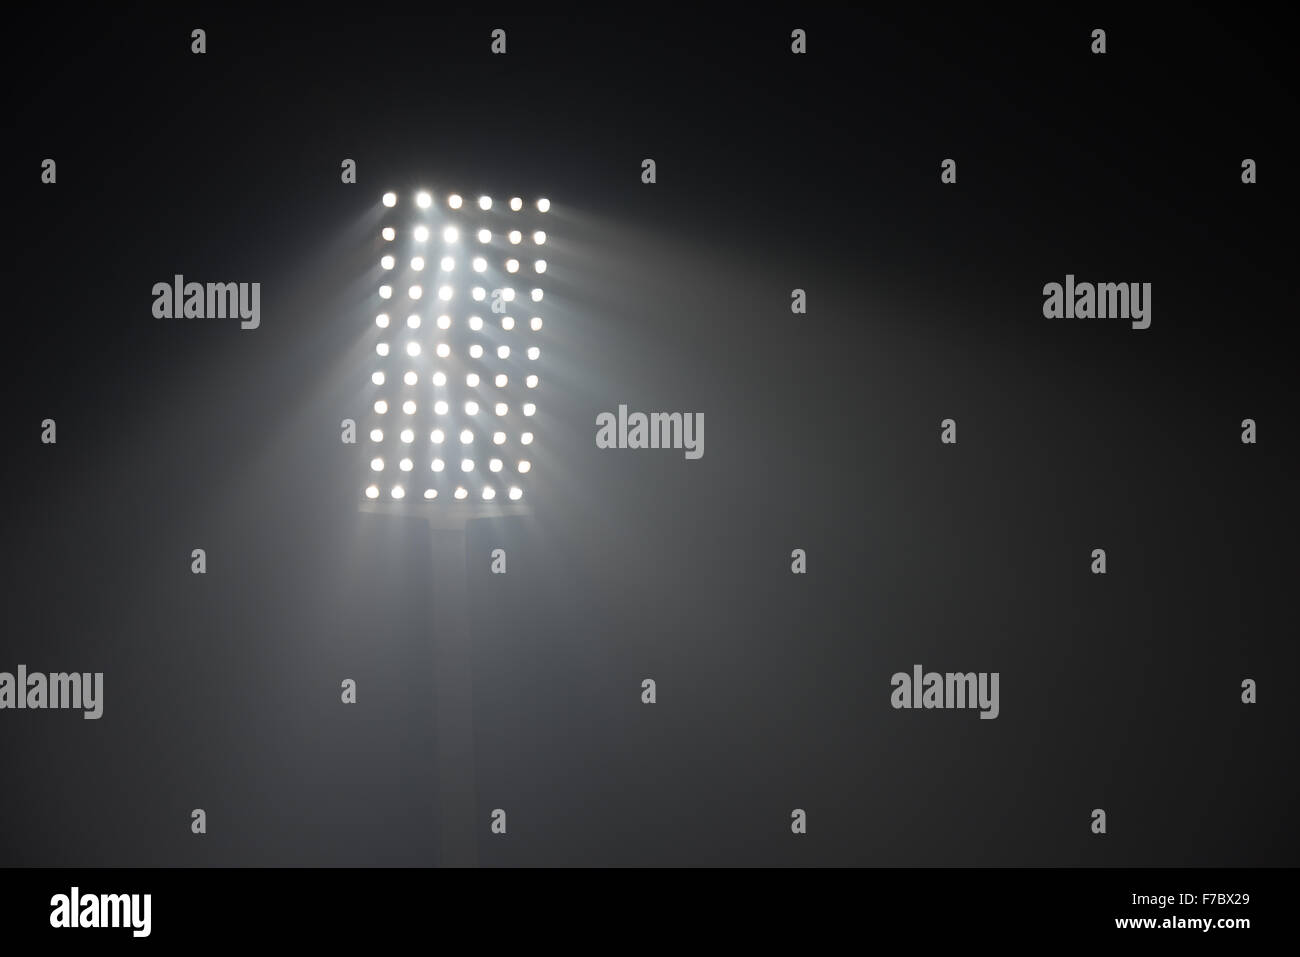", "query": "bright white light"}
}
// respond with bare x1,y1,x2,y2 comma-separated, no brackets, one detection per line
530,316,543,331
465,400,479,415
437,285,453,301
454,487,468,500
501,316,515,330
461,458,474,472
466,372,480,387
508,486,523,500
506,259,519,273
497,345,510,359
406,314,421,329
374,399,388,414
459,429,473,444
520,432,534,445
469,344,484,359
482,487,496,501
468,315,483,331
376,342,389,356
440,256,455,272
424,489,437,499
416,191,432,208
523,403,536,416
375,313,390,328
406,342,420,357
478,195,492,210
381,255,395,270
472,257,487,273
489,458,503,473
448,194,463,209
472,287,486,301
530,288,543,302
370,457,384,472
509,197,523,211
402,400,417,415
493,431,506,444
533,230,546,245
382,227,396,241
435,314,451,331
432,457,445,471
365,485,379,499
431,429,445,443
400,428,414,443
502,288,516,302
494,402,508,416
526,374,538,388
370,429,383,442
414,225,429,242
518,460,532,473
391,485,405,499
477,228,491,243
436,343,451,358
411,256,425,271
379,285,392,299
443,226,459,243
399,458,413,472
534,260,547,274
432,371,447,387
508,230,522,245
403,371,418,385
536,198,550,212
371,371,385,385
527,346,540,360
434,400,449,415
382,192,397,207
408,285,423,300
494,373,508,387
